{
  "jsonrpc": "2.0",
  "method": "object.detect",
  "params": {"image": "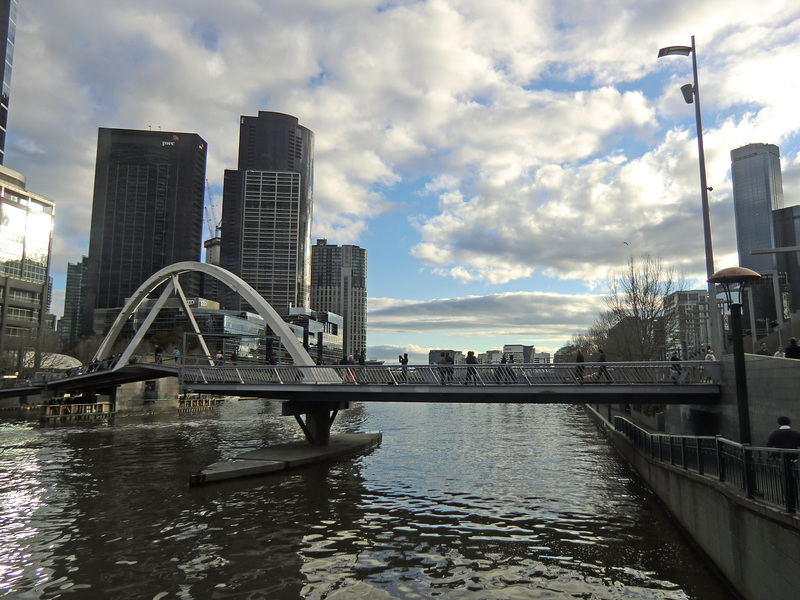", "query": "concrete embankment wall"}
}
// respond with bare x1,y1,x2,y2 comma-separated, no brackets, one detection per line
588,408,800,600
